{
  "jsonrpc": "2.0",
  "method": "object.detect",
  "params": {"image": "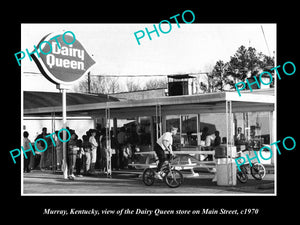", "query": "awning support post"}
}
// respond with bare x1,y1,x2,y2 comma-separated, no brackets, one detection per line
105,104,112,178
